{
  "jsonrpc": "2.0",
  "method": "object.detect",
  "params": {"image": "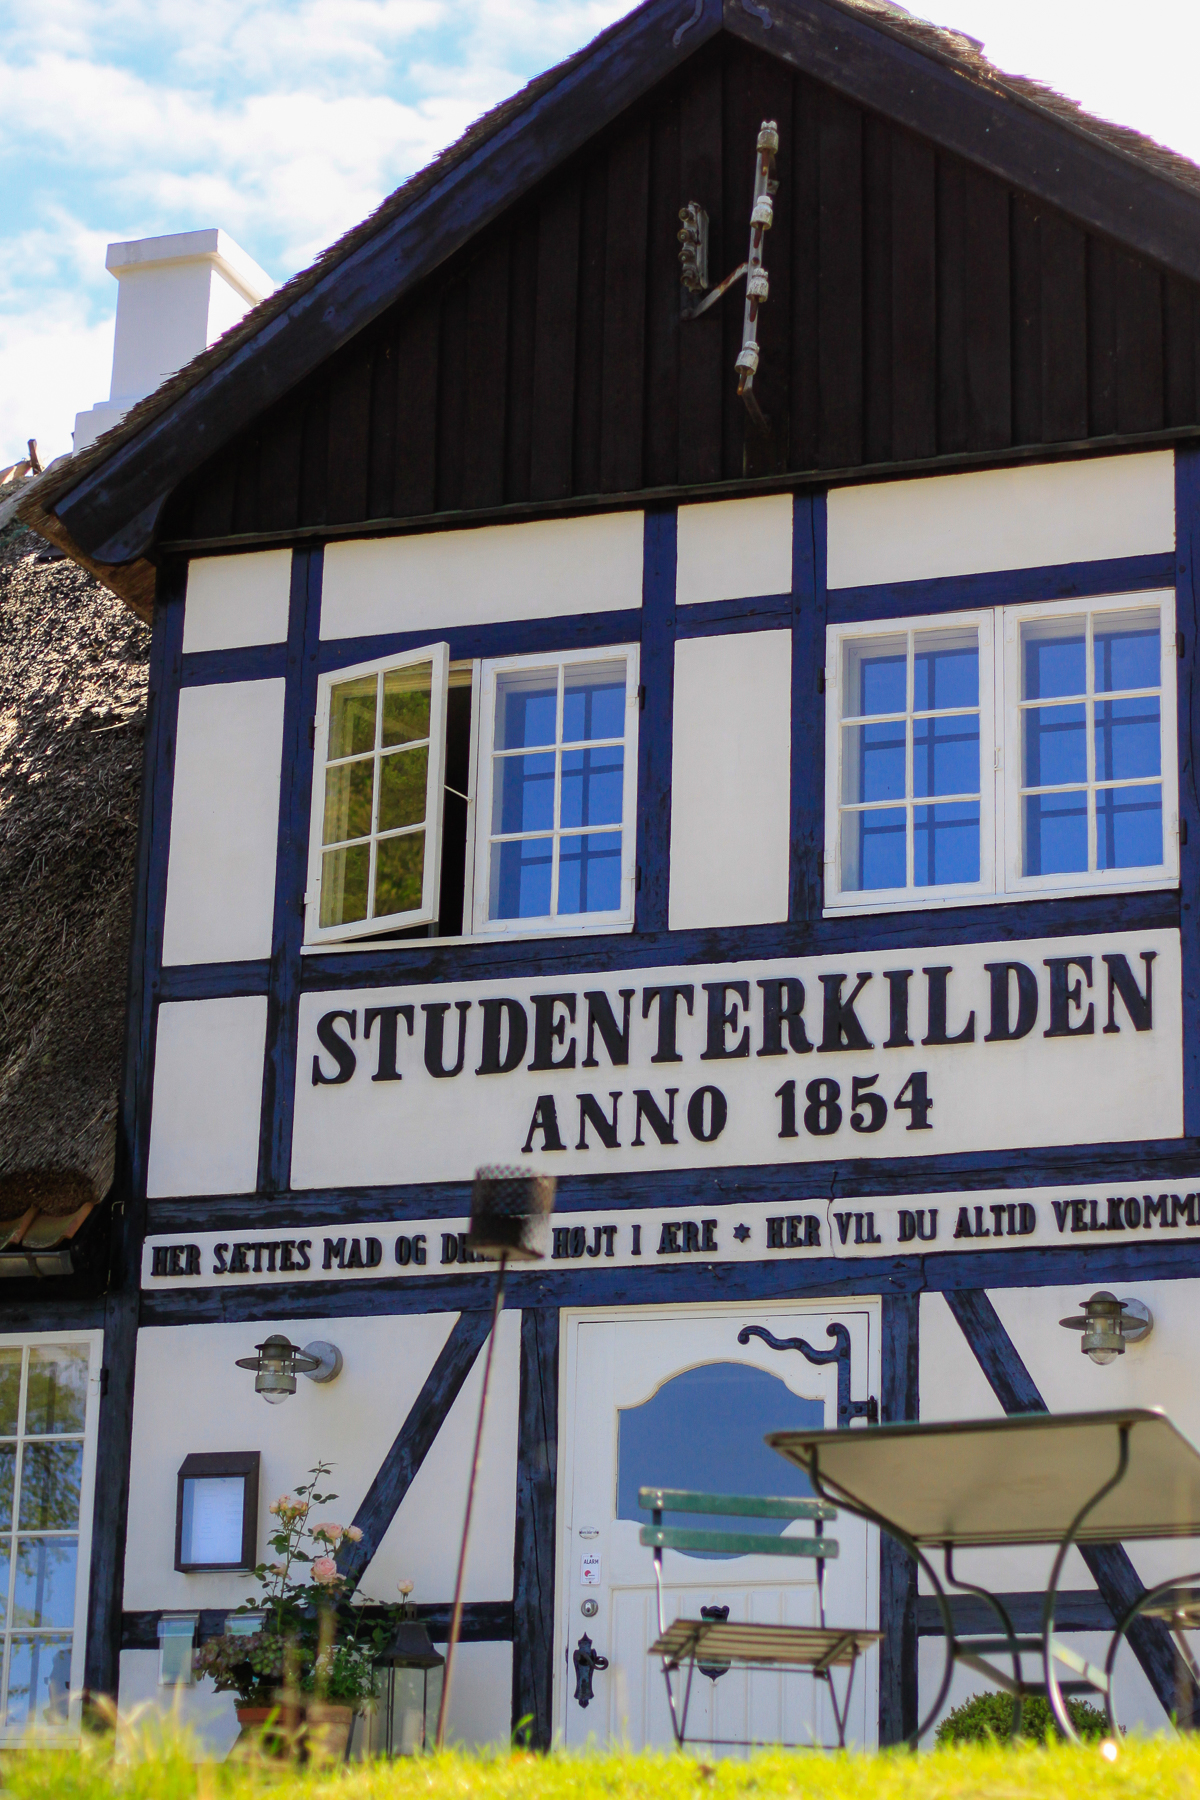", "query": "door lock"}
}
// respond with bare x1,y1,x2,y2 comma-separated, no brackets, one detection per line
572,1633,609,1707
581,1597,598,1618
